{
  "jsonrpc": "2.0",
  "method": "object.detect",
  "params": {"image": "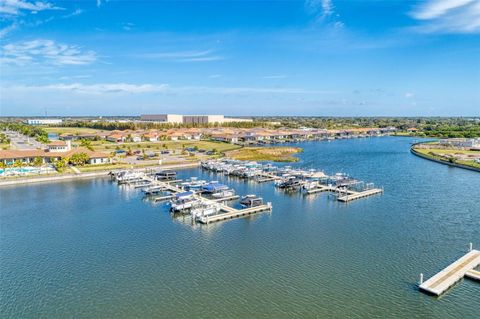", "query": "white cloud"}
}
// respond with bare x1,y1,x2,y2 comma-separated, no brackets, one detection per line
1,39,97,65
4,83,336,95
138,50,224,62
410,0,480,33
122,22,134,31
0,23,17,38
305,0,334,18
97,0,102,8
63,8,83,18
0,0,62,15
405,92,415,99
